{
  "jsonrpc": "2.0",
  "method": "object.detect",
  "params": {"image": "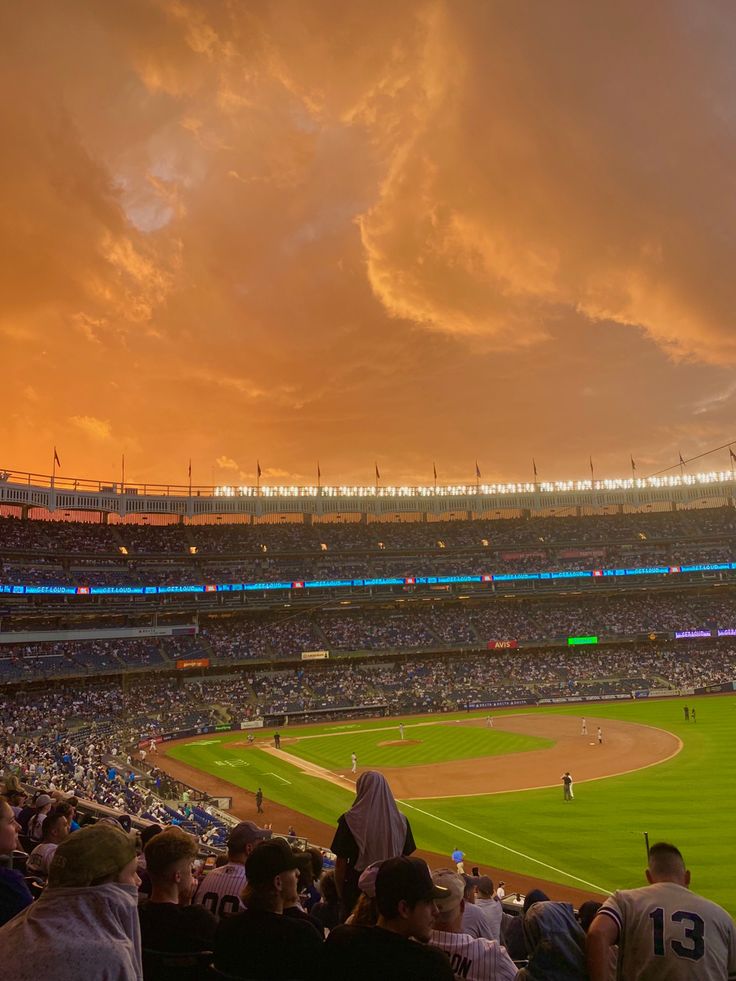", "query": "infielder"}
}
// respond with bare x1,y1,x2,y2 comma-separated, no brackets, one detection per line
351,752,357,774
581,717,587,735
561,771,574,801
